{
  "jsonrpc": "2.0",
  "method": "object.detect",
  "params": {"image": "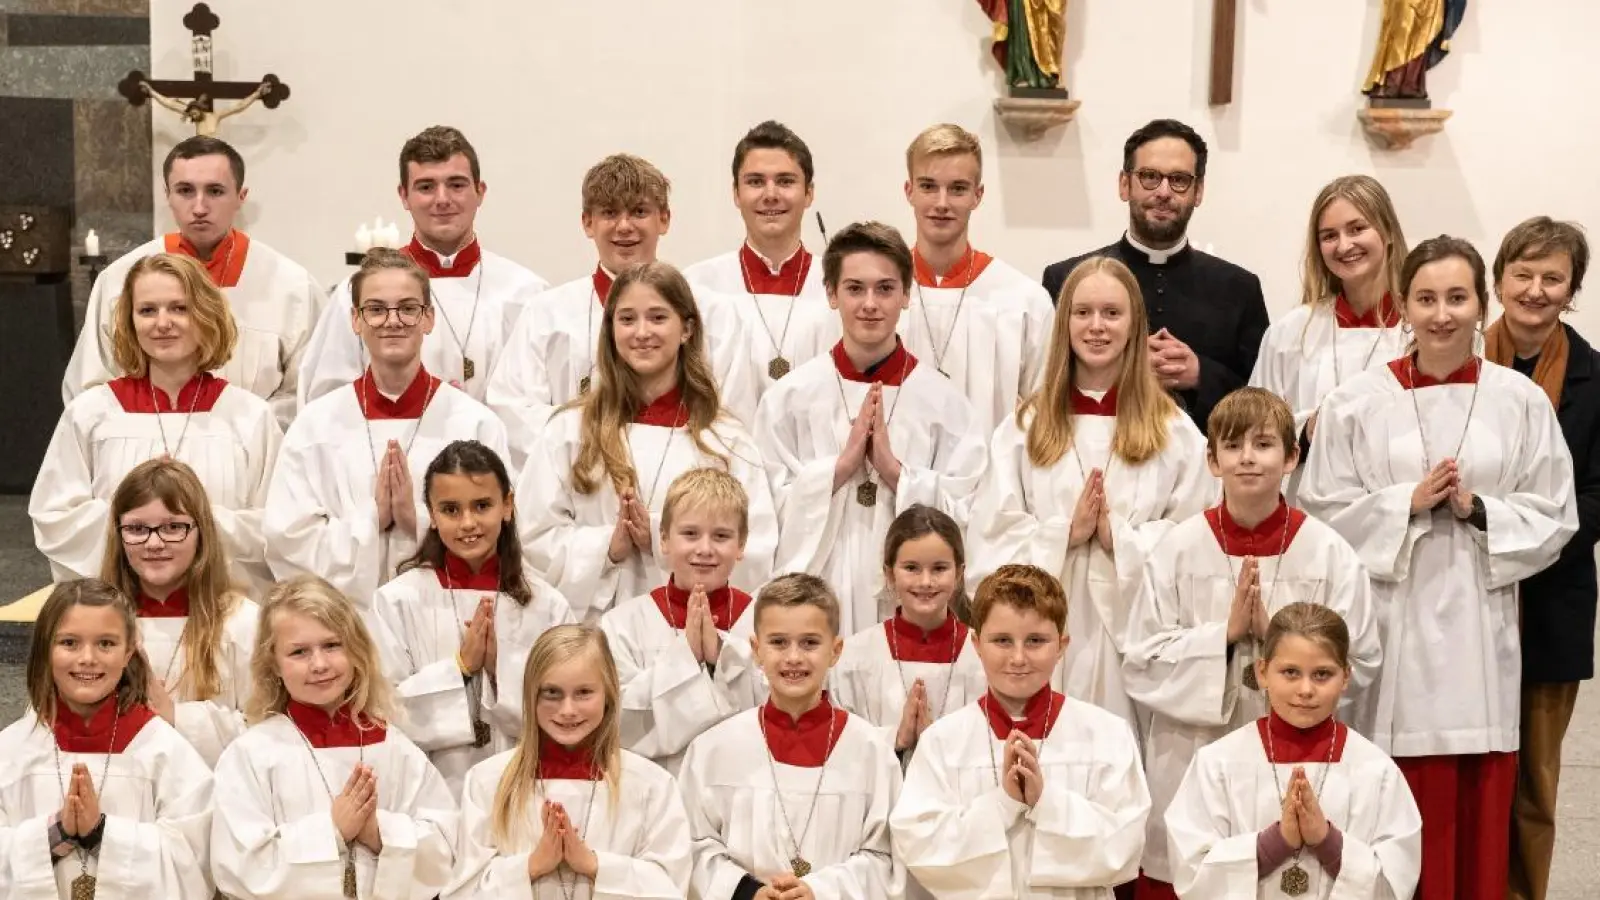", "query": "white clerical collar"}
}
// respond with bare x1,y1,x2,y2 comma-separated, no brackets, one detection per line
1080,388,1108,402
746,240,802,276
1124,231,1189,266
422,235,477,269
